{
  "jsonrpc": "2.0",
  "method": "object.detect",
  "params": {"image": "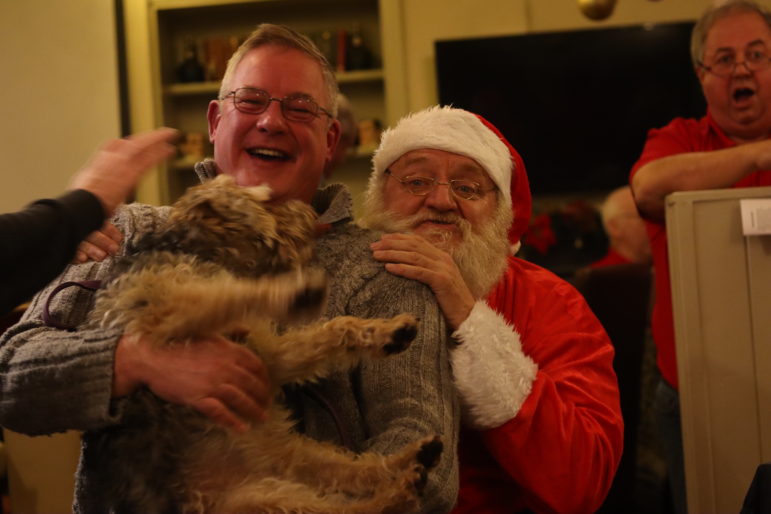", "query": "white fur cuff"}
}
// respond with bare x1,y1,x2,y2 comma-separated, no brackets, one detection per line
451,301,538,430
